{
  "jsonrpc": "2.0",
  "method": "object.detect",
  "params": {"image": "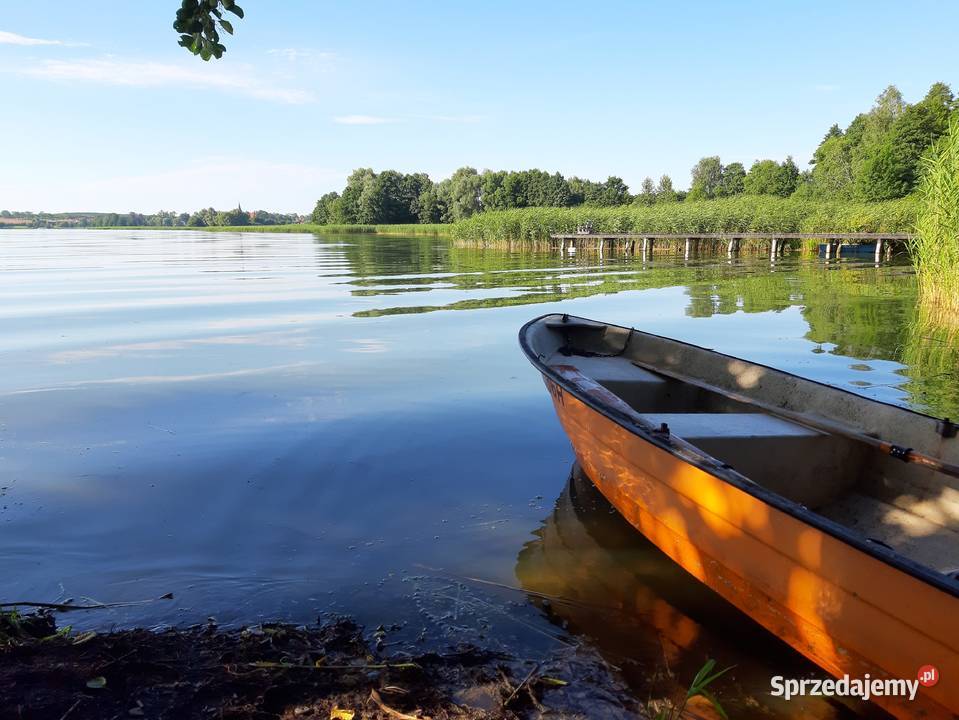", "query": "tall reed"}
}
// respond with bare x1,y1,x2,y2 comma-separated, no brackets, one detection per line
449,196,917,244
910,116,959,311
